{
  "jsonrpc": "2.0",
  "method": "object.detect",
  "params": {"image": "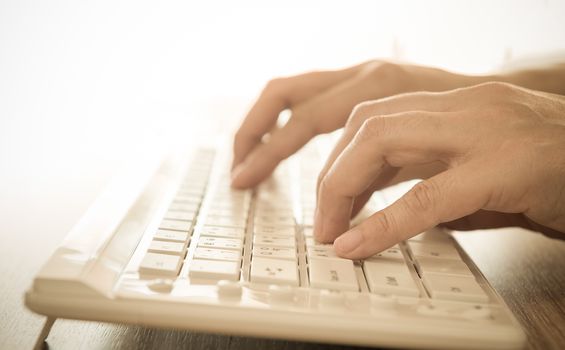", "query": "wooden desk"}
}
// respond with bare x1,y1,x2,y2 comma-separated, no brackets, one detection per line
1,171,564,350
